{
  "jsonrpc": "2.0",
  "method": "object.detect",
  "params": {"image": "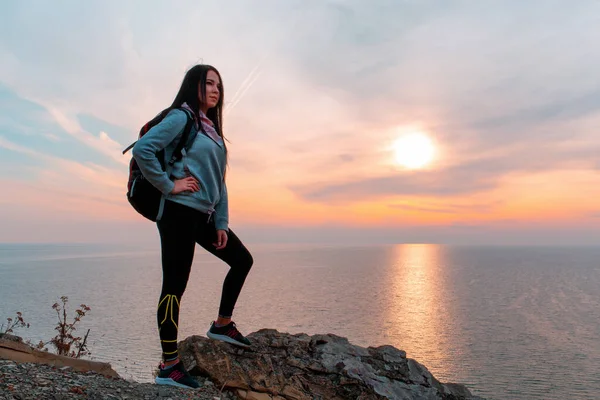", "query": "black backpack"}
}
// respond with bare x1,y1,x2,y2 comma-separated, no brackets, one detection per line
122,107,195,221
